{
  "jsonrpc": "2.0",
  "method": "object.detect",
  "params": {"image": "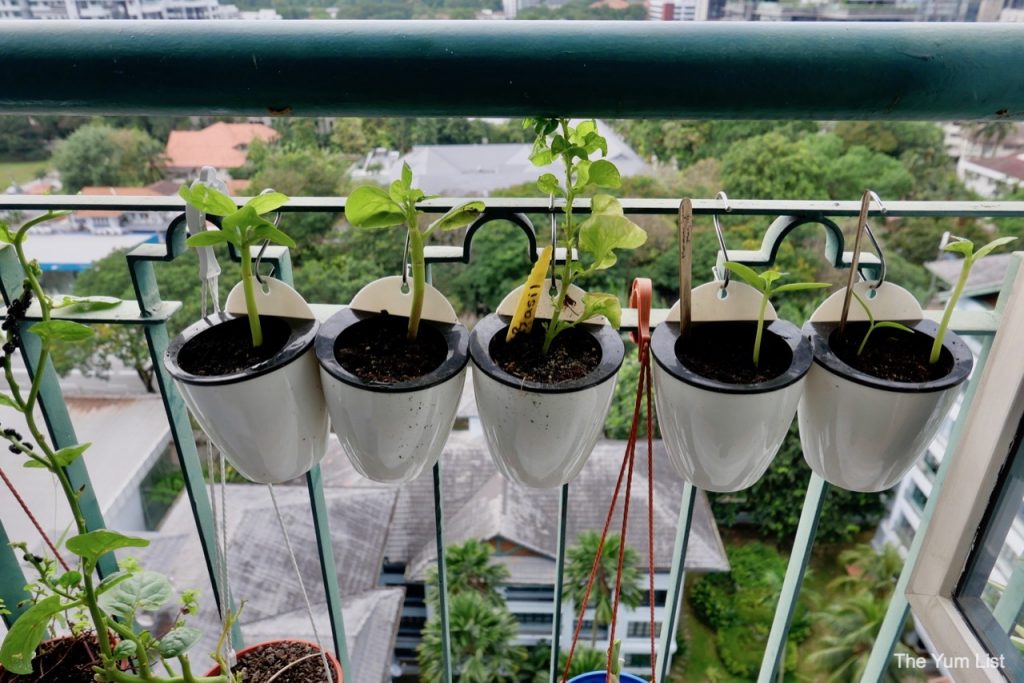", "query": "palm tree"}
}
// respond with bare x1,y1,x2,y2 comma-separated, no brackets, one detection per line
426,539,510,607
417,590,526,683
829,543,903,600
965,120,1015,157
563,531,645,647
807,593,917,682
